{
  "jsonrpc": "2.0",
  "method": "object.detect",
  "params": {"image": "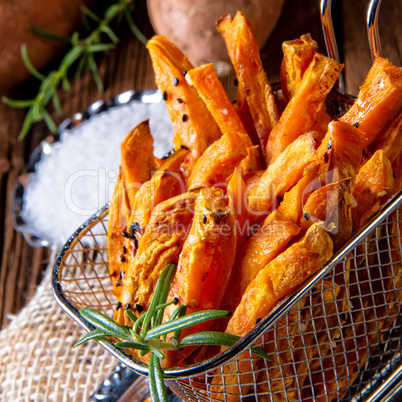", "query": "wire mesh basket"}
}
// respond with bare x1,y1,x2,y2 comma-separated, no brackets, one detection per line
51,0,402,400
